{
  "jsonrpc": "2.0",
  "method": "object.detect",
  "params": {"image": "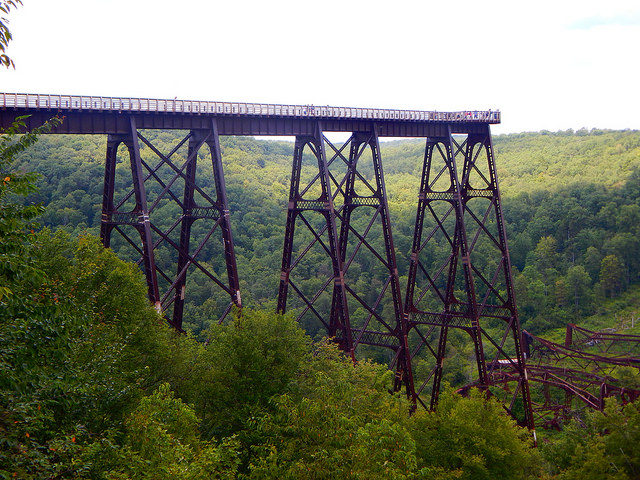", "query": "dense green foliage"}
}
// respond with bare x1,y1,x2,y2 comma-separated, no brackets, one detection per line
3,124,640,478
0,217,539,477
541,400,640,479
0,0,21,68
498,131,640,334
4,2,639,475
